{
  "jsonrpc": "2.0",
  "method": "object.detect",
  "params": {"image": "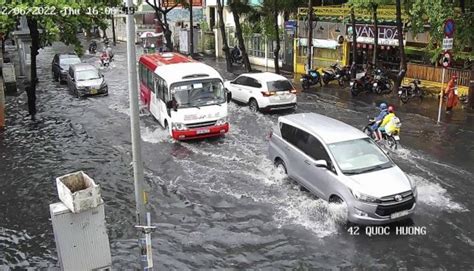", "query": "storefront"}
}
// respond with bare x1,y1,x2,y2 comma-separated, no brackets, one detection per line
346,24,403,71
